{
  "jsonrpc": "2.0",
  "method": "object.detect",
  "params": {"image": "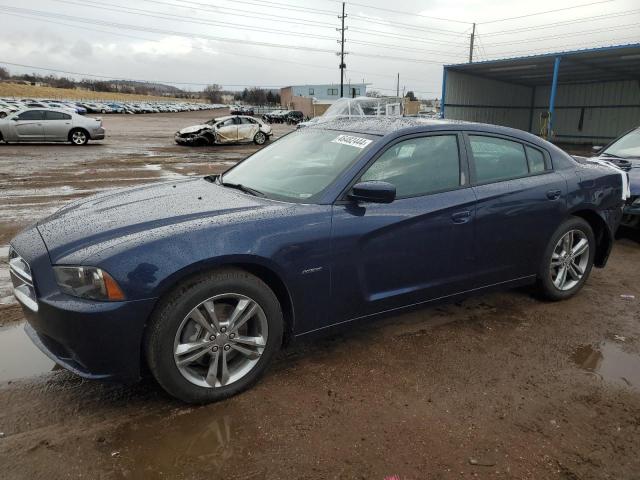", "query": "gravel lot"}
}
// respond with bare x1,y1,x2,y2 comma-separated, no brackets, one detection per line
1,111,639,479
